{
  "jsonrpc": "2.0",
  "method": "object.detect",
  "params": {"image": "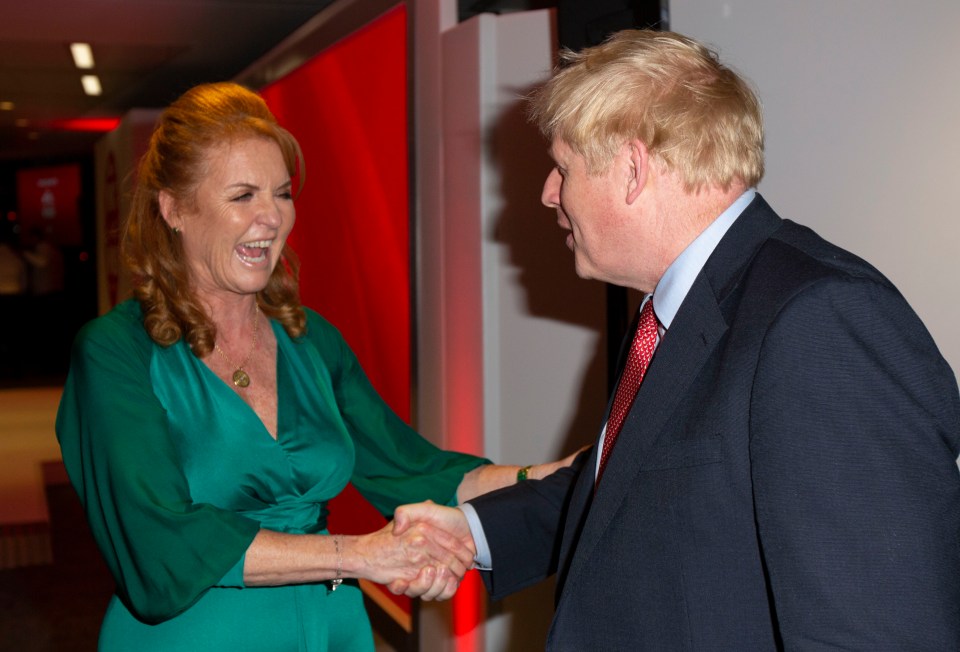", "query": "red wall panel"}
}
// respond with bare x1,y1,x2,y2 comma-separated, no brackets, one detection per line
259,4,413,620
260,5,410,421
